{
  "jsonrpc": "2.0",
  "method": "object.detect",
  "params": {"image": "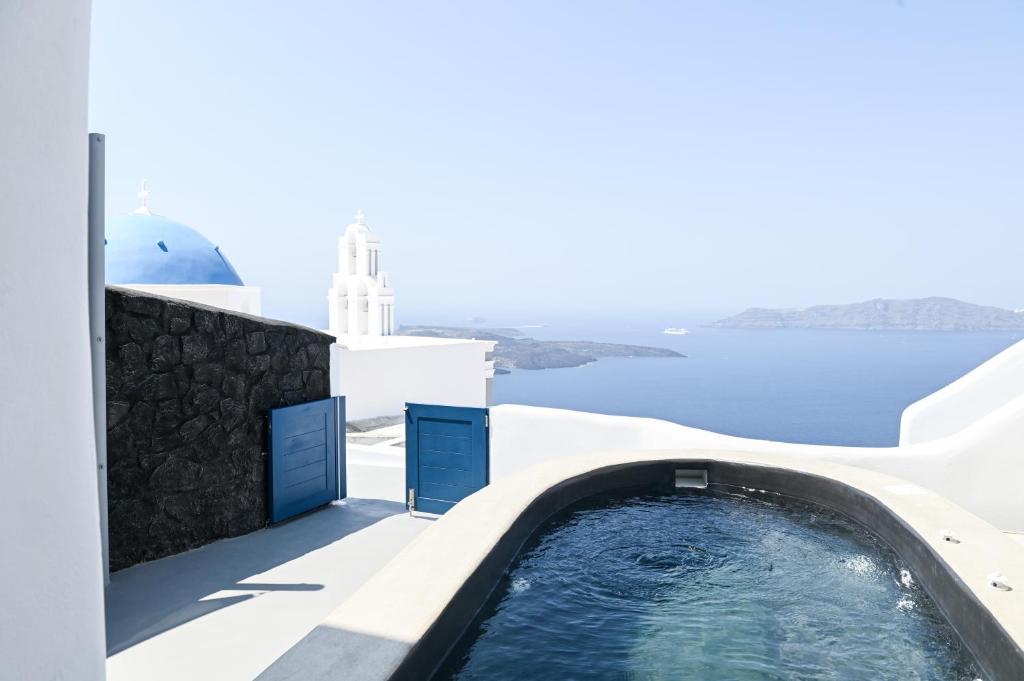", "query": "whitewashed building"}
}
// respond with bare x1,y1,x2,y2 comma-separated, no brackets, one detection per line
327,211,496,420
1,3,106,678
